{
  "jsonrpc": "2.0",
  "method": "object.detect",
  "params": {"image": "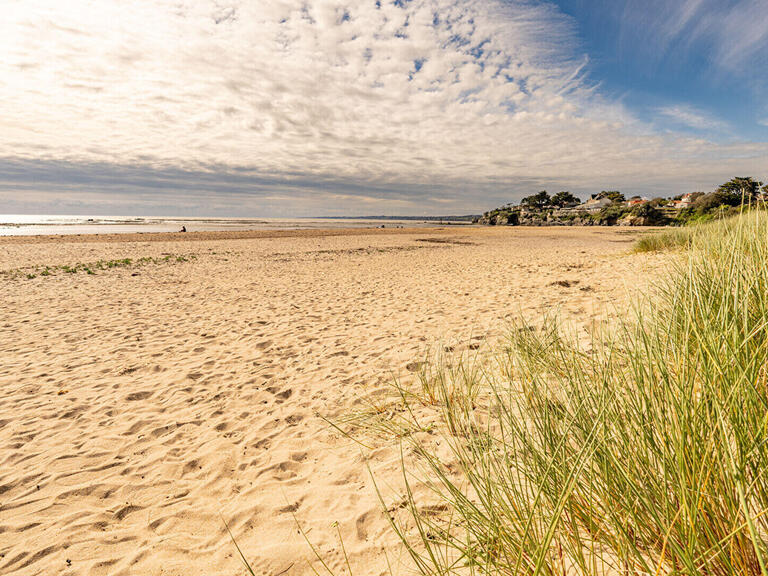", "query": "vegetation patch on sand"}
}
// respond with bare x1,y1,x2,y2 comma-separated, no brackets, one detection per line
343,211,768,575
632,226,696,253
2,253,197,279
